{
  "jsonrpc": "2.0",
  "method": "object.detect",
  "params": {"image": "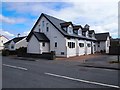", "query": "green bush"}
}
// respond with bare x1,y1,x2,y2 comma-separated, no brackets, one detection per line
2,50,9,56
16,47,27,55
